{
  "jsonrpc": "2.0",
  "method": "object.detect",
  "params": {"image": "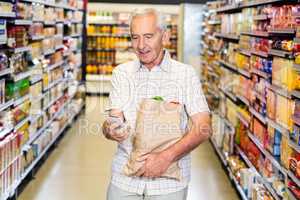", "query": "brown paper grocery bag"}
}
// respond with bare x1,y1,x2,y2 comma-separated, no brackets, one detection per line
123,98,183,180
